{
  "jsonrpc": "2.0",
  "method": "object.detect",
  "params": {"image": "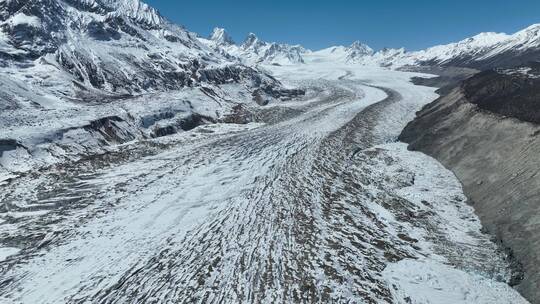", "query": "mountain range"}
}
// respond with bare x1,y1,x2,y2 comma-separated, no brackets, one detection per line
2,0,540,100
199,25,540,69
199,27,308,65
